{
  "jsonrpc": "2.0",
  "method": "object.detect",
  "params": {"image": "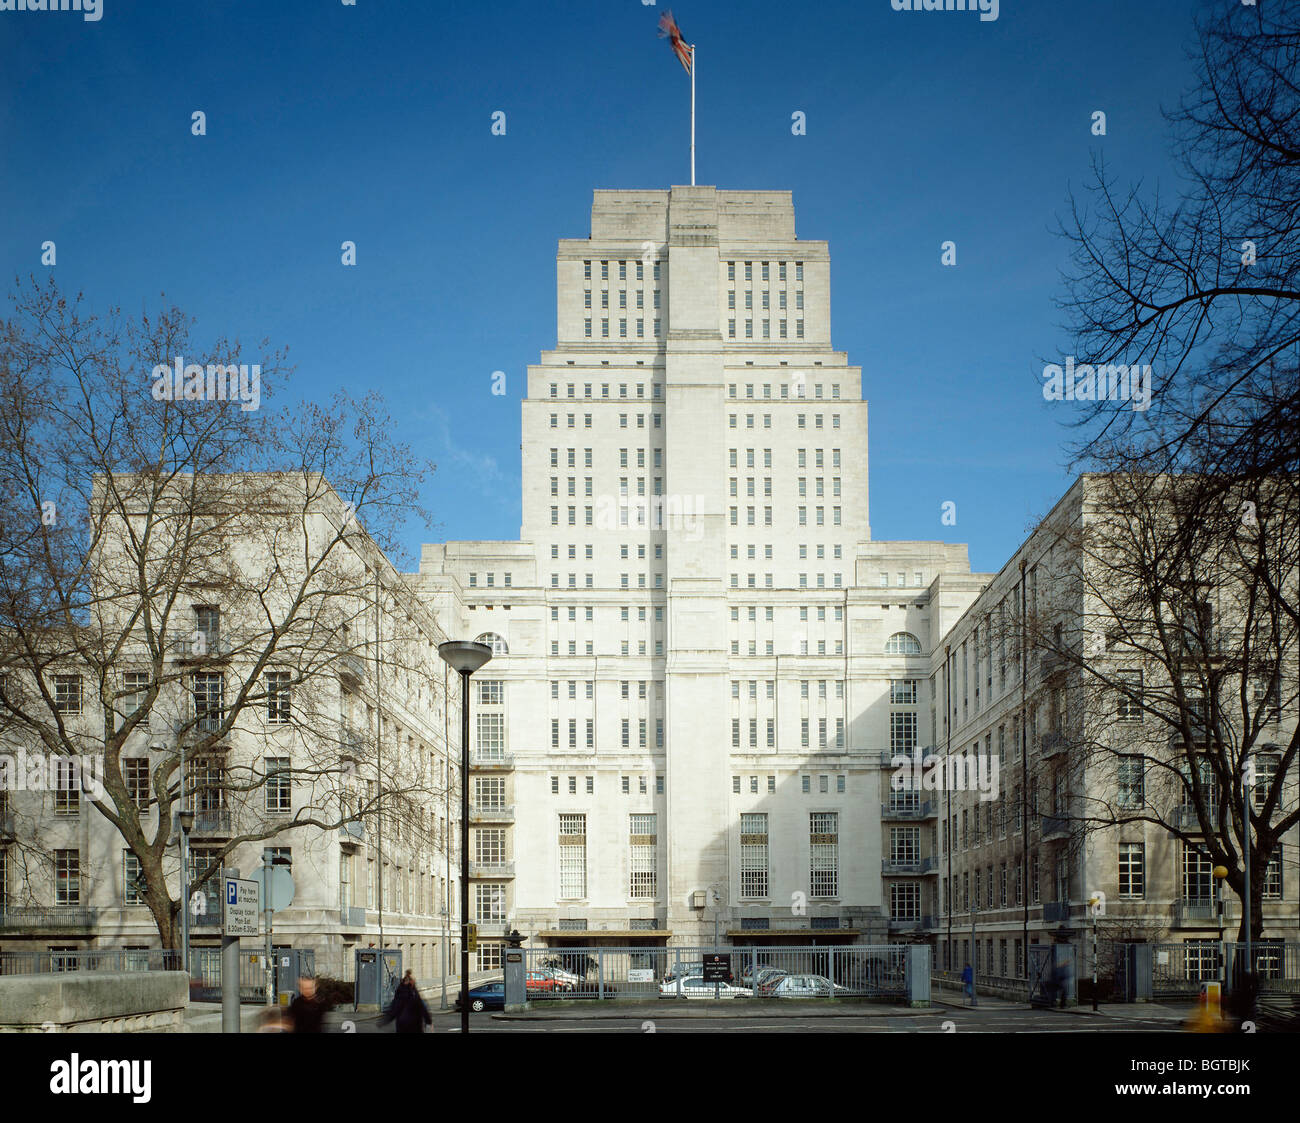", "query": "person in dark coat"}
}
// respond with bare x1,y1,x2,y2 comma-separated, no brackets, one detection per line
287,975,326,1033
384,970,432,1033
